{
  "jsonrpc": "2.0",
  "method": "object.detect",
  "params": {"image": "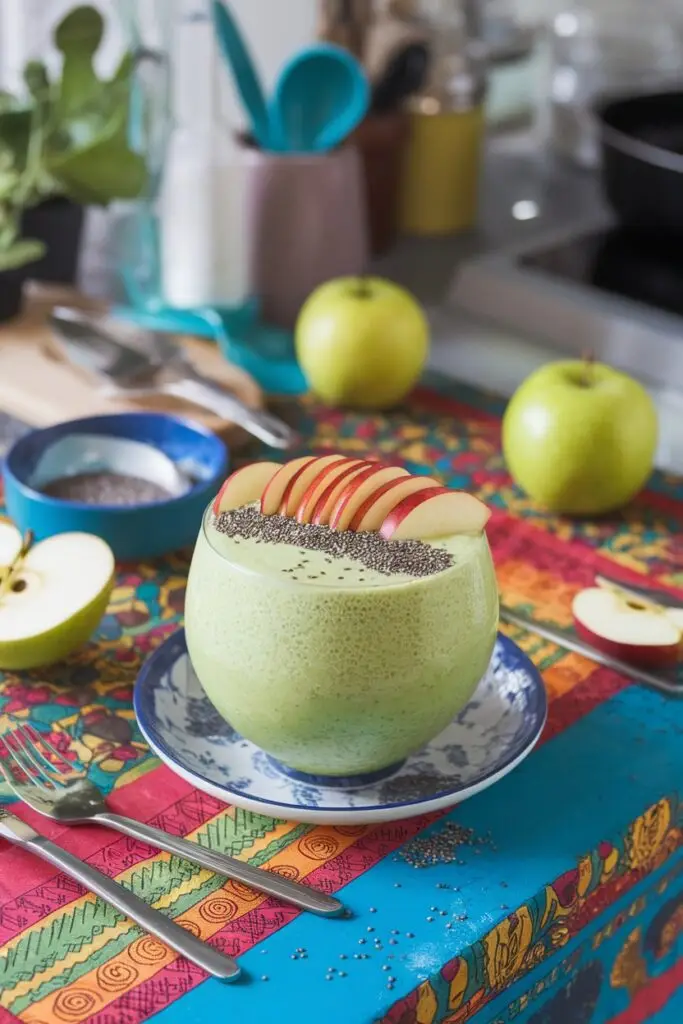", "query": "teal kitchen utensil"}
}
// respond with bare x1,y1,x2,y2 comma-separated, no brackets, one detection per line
271,43,370,153
212,0,271,149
